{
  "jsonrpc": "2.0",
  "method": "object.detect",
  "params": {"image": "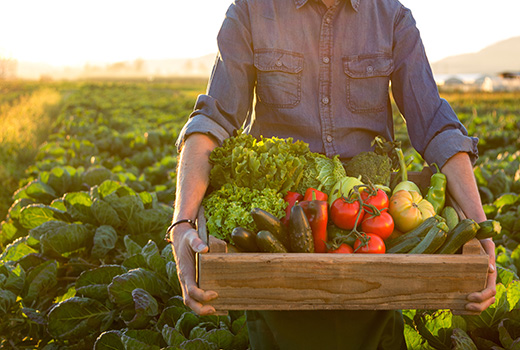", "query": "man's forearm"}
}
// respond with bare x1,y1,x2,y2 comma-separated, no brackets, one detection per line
440,152,486,222
173,133,219,223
